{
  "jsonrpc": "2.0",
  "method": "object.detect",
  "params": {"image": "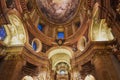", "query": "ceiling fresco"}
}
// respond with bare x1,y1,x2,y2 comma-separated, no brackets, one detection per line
36,0,80,24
